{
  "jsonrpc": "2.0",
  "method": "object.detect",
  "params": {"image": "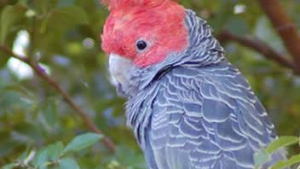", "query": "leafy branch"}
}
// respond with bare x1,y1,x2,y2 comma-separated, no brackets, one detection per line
3,133,103,169
218,0,300,75
254,136,300,169
218,30,295,70
0,44,116,153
